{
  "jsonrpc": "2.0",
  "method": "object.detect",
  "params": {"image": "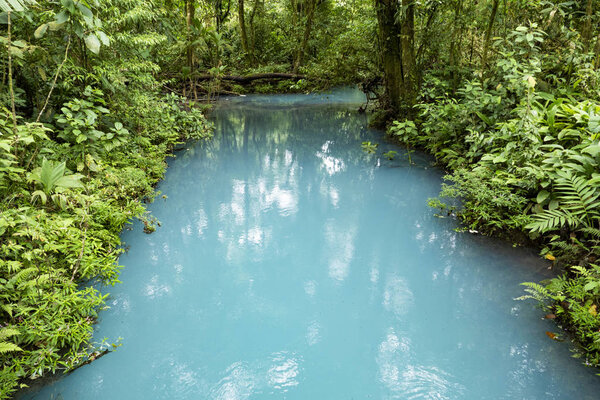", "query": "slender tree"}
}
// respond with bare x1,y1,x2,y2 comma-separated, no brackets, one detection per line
238,0,250,58
582,0,594,52
481,0,500,75
292,0,318,74
373,0,416,114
